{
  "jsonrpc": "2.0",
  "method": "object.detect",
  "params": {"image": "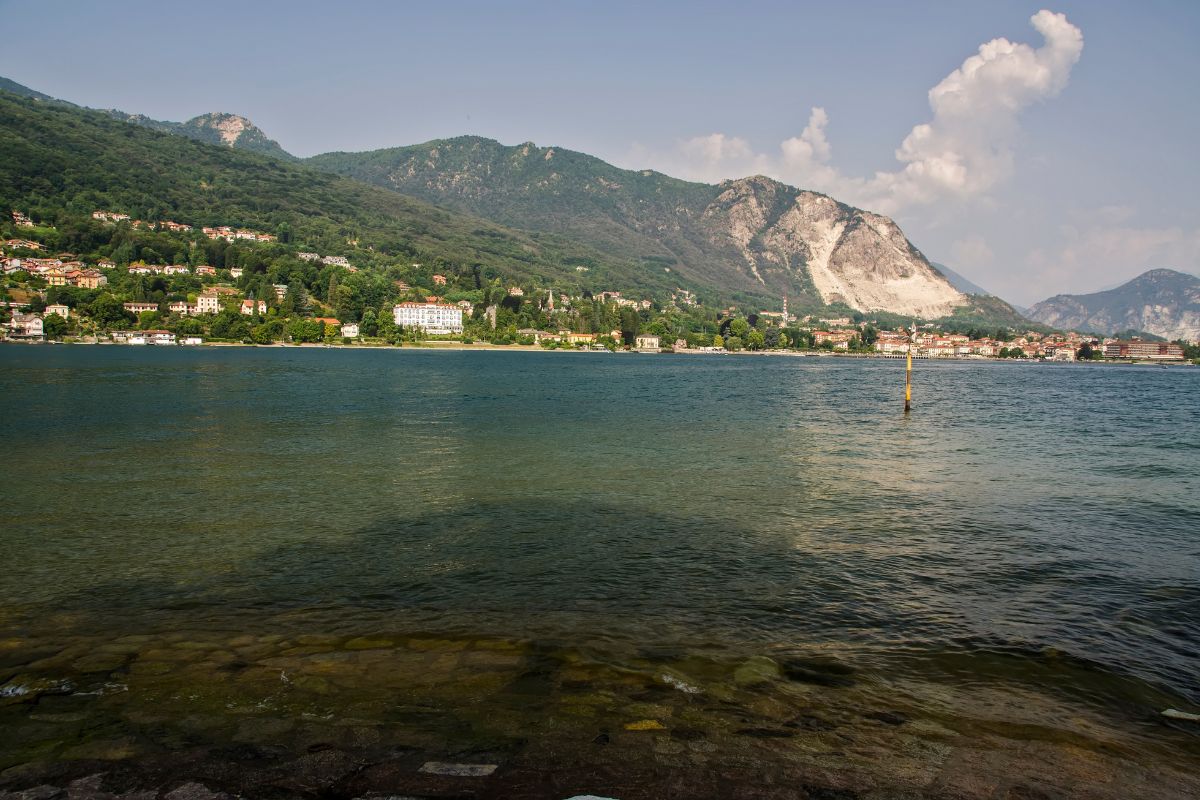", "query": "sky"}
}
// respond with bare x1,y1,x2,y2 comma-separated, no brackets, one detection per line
2,0,1197,305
